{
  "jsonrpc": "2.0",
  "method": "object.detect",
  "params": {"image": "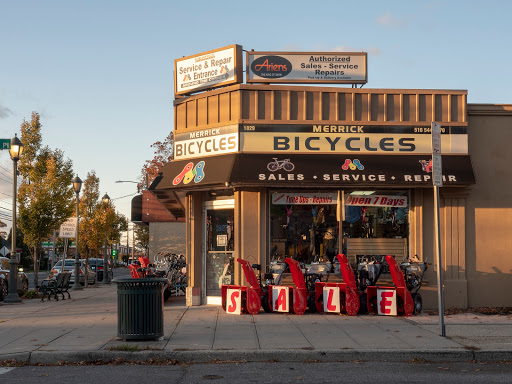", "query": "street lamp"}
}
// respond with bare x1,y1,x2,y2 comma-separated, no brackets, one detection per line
72,175,83,290
4,134,23,303
102,193,111,284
